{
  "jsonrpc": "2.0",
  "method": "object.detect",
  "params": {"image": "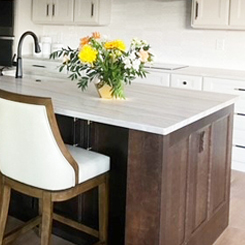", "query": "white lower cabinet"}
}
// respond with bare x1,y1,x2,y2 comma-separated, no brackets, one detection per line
203,77,245,172
170,74,203,90
134,69,170,87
